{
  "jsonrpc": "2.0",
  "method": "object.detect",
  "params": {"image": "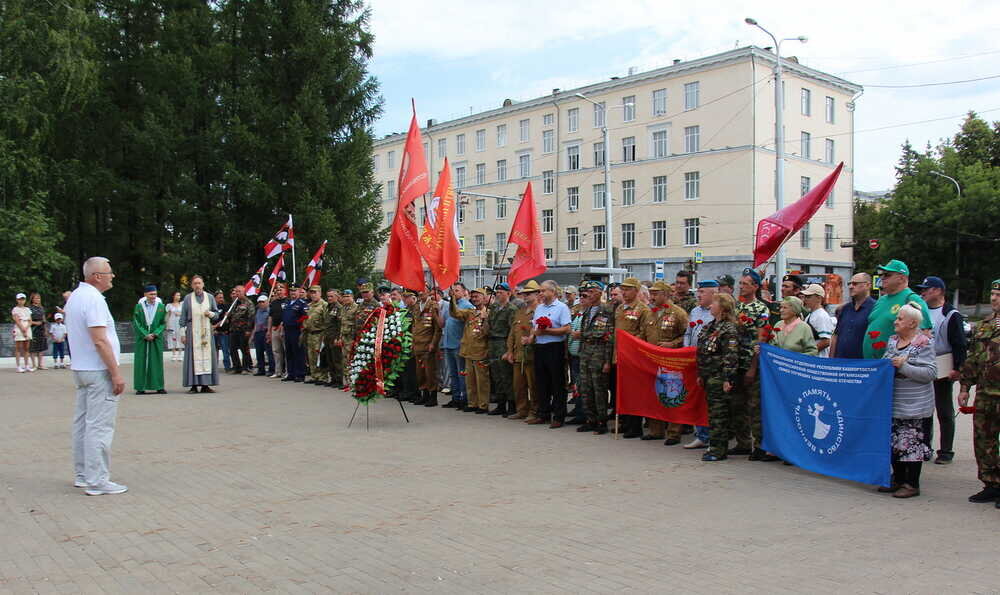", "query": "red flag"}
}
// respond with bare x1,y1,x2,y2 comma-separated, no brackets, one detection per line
615,330,708,426
244,262,268,297
753,162,844,267
418,158,461,289
303,240,327,288
384,103,430,290
506,182,546,288
264,215,295,258
268,254,286,288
